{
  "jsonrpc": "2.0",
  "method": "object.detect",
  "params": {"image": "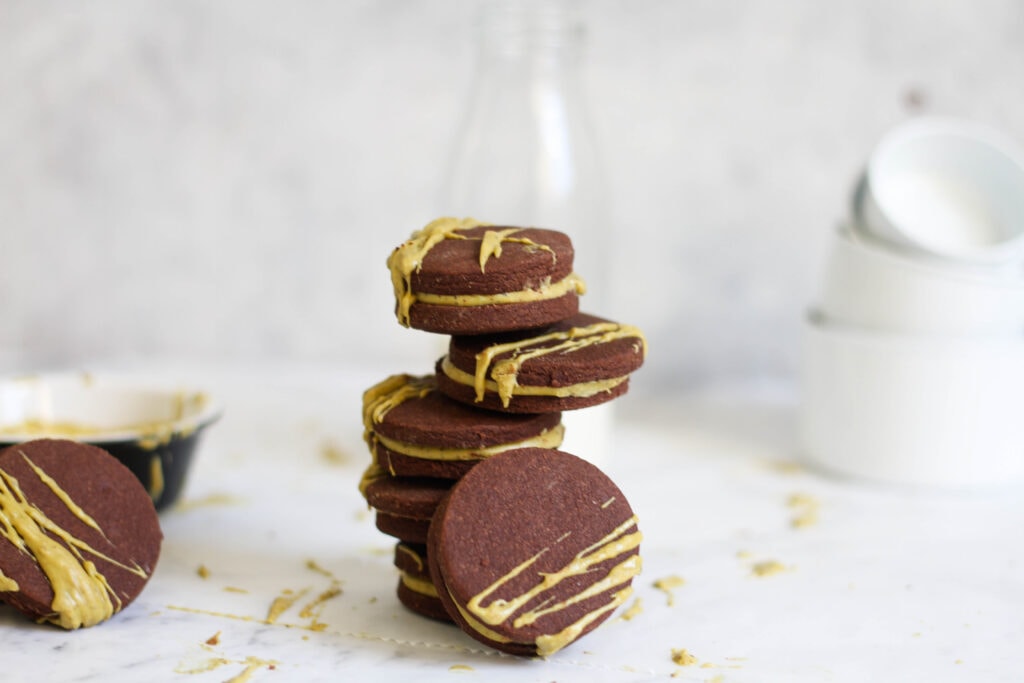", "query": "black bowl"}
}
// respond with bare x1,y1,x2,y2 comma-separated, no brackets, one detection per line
0,373,222,512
